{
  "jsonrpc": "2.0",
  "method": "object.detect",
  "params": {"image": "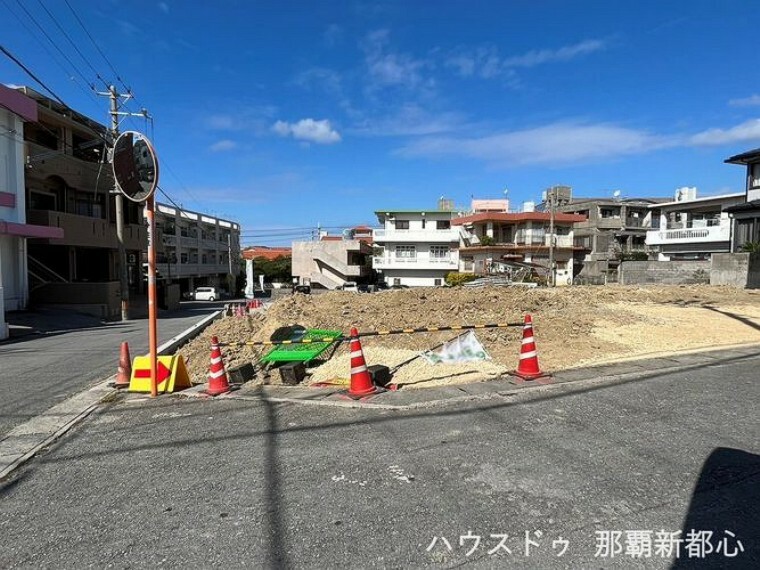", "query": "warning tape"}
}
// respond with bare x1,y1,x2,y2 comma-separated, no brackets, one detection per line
218,322,523,347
